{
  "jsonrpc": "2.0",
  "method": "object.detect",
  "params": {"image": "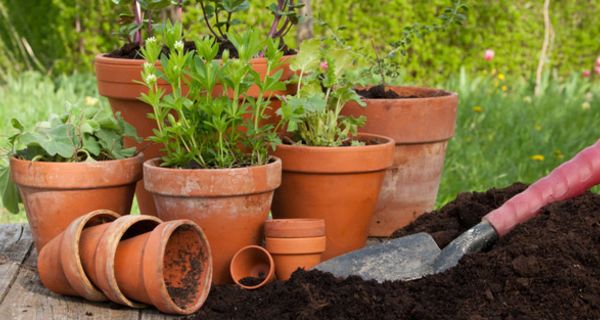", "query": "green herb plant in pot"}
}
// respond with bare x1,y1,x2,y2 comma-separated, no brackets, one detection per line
272,39,395,260
341,1,467,237
140,24,283,284
1,104,143,252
